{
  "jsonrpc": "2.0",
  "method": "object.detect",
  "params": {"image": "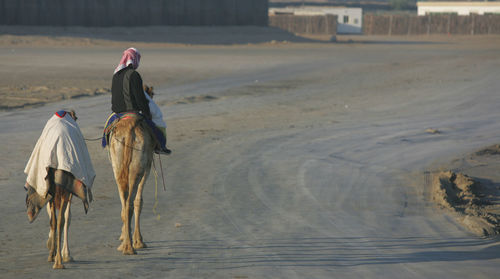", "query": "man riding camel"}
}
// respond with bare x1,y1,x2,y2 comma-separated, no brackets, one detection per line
111,47,171,155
